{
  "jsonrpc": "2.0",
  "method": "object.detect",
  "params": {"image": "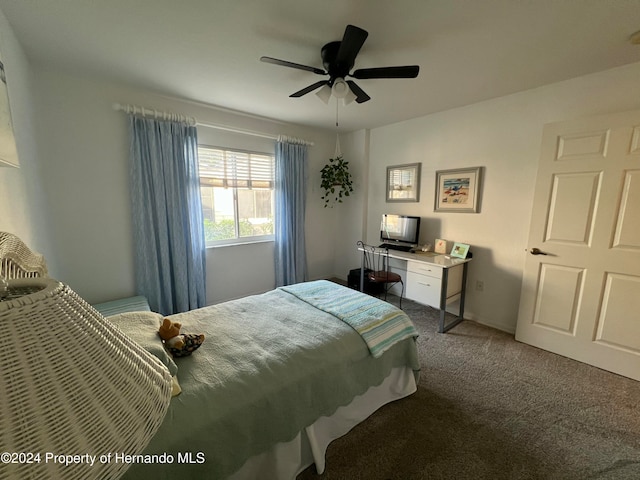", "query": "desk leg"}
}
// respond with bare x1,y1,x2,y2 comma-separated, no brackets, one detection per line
459,261,468,320
438,263,468,334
